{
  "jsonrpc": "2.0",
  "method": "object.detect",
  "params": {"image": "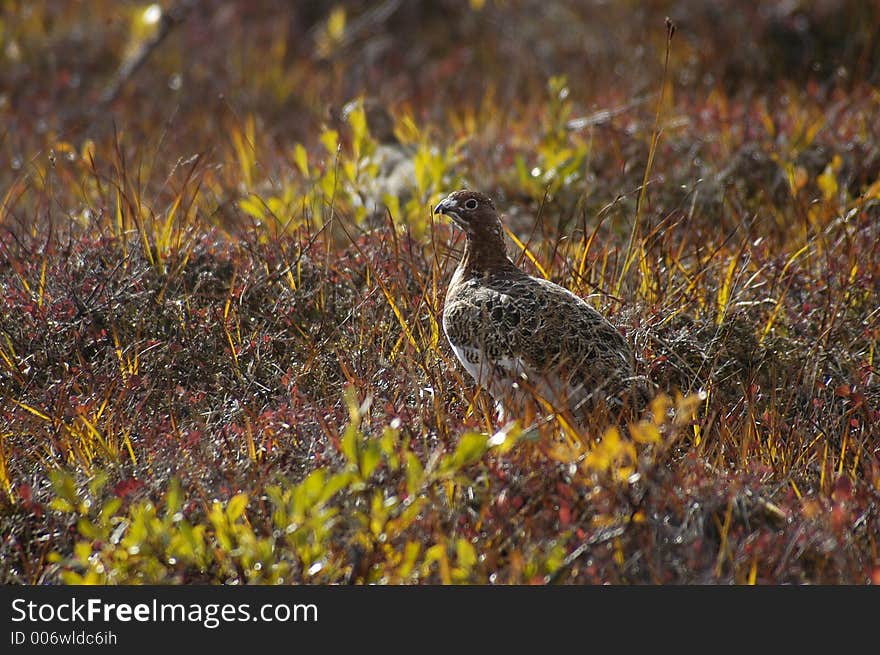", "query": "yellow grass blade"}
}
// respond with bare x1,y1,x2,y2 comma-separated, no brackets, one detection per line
714,498,733,577
0,338,19,375
716,255,738,325
637,242,654,304
225,326,240,371
244,416,258,463
159,191,184,256
620,19,675,295
378,281,420,356
75,414,110,454
760,243,810,344
837,427,848,476
110,324,128,382
0,179,26,222
575,224,600,285
37,255,48,309
11,399,52,422
121,428,137,466
0,431,12,501
504,226,549,280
